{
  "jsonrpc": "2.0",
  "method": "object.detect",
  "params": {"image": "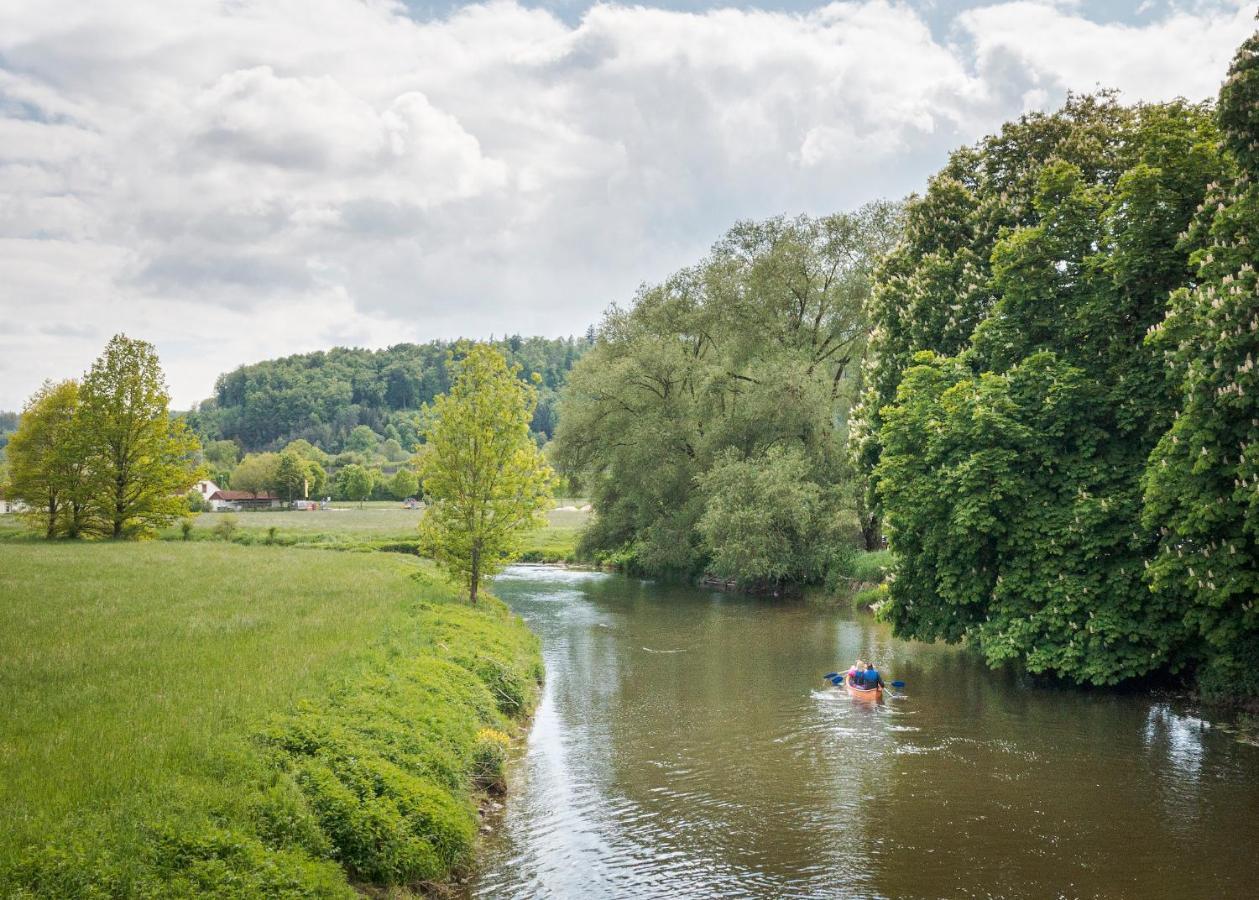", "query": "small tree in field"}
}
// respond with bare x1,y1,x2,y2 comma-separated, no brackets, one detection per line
79,335,202,538
420,344,556,602
5,380,90,538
